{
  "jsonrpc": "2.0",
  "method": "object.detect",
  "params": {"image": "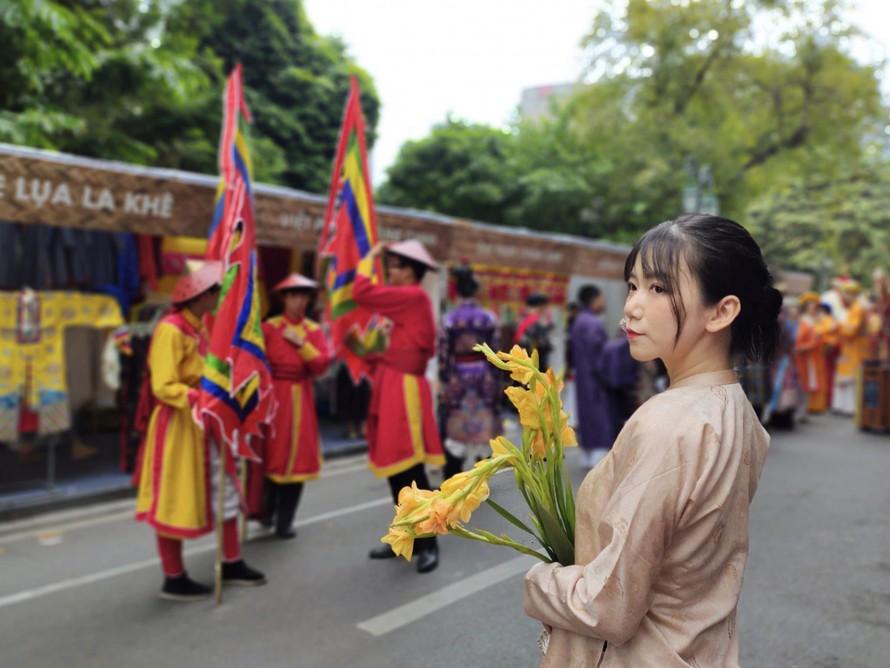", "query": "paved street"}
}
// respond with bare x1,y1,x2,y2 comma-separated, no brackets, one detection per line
1,413,888,667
